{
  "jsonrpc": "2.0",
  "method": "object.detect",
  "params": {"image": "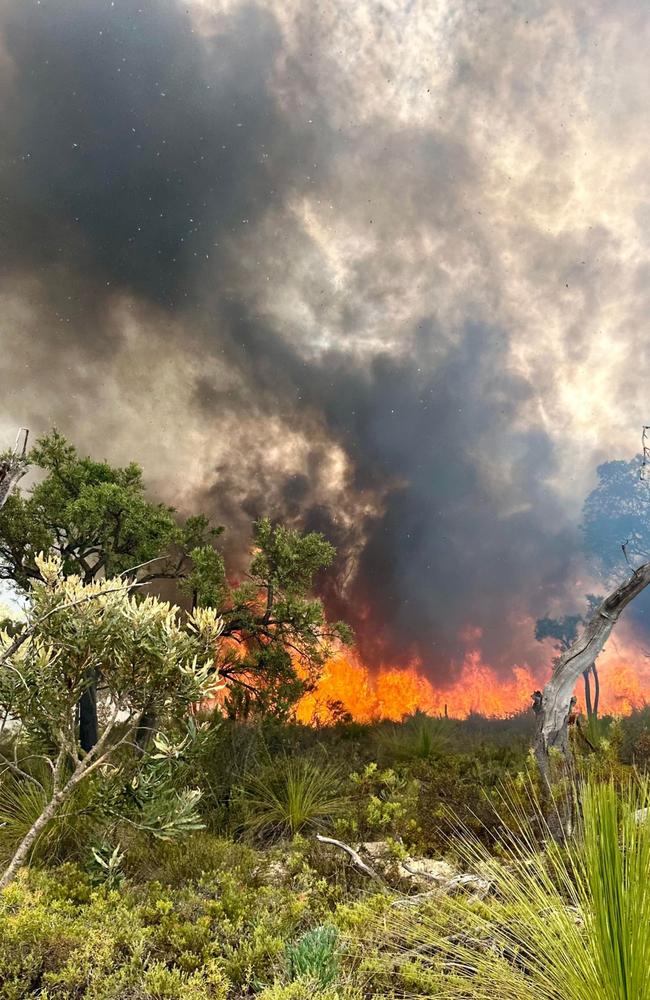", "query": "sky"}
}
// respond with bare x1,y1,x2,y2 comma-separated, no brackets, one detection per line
1,0,649,685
